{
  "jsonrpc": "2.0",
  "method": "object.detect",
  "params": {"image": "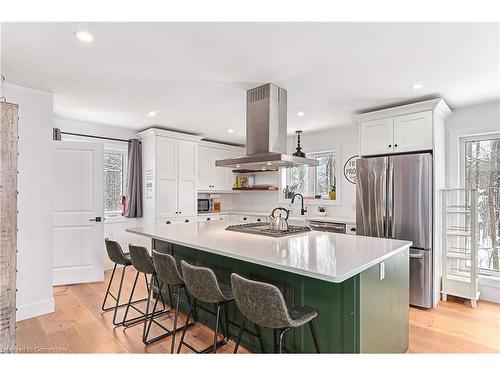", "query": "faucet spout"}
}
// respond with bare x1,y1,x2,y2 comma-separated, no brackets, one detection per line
290,193,307,216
